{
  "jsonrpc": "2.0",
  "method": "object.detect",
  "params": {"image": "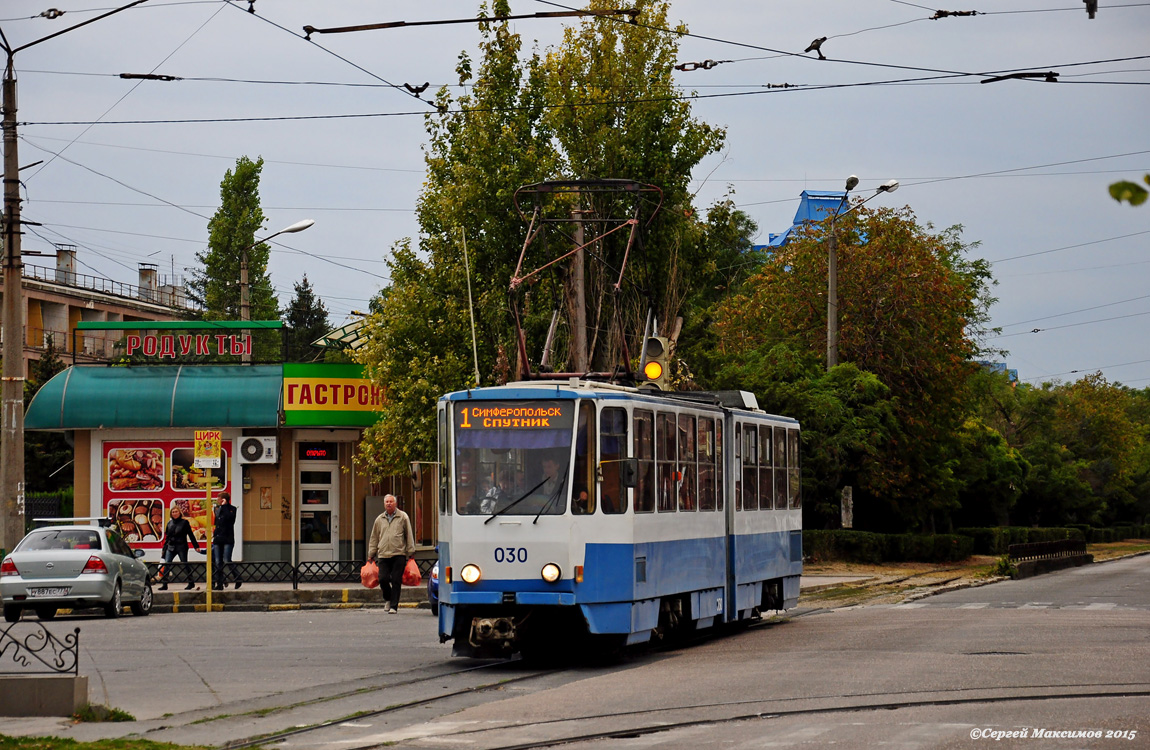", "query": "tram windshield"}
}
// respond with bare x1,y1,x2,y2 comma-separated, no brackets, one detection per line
453,400,574,516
